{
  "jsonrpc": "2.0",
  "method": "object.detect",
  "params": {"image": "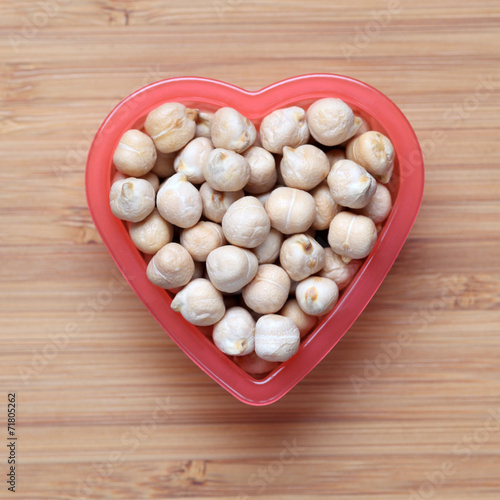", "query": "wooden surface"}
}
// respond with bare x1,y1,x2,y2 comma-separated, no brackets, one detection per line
1,1,500,499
